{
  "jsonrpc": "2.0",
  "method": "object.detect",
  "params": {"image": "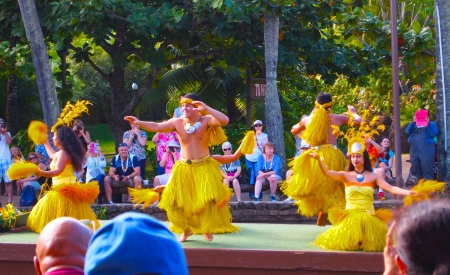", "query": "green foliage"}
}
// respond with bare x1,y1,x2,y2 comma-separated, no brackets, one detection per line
98,206,108,220
85,124,115,155
11,129,34,157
